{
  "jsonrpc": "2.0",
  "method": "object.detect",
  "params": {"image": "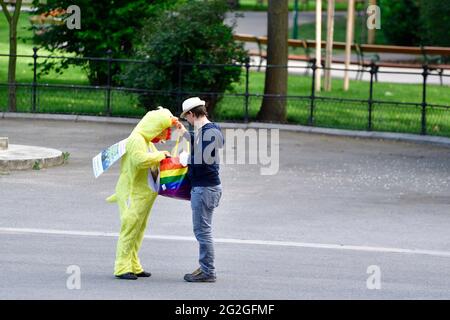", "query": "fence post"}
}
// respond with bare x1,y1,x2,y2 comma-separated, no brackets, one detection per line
106,49,112,116
32,47,38,113
368,62,376,131
309,58,317,126
421,64,428,135
244,59,250,123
